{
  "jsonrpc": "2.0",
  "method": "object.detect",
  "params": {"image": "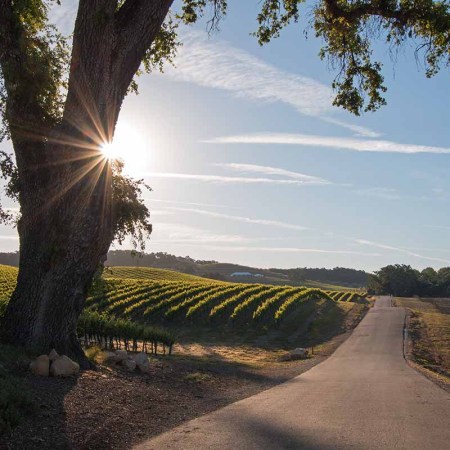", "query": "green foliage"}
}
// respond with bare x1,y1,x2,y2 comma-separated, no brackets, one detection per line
274,288,333,322
111,160,152,251
368,264,420,296
78,310,175,353
369,263,450,297
103,266,215,282
0,266,367,333
0,265,175,352
315,1,449,114
253,286,302,321
82,270,339,328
